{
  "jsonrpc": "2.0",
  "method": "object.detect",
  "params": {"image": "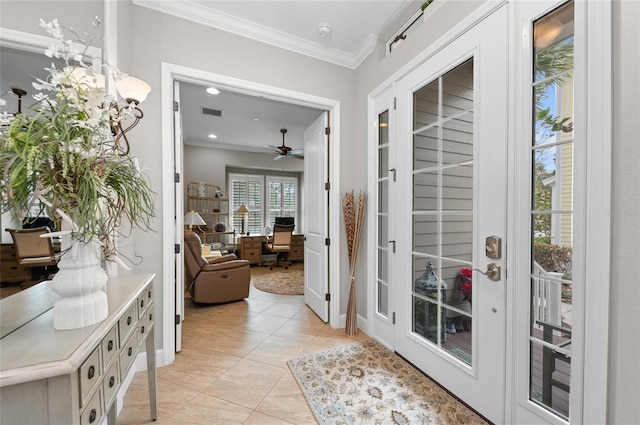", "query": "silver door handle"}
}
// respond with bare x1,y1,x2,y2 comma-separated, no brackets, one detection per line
473,263,501,281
